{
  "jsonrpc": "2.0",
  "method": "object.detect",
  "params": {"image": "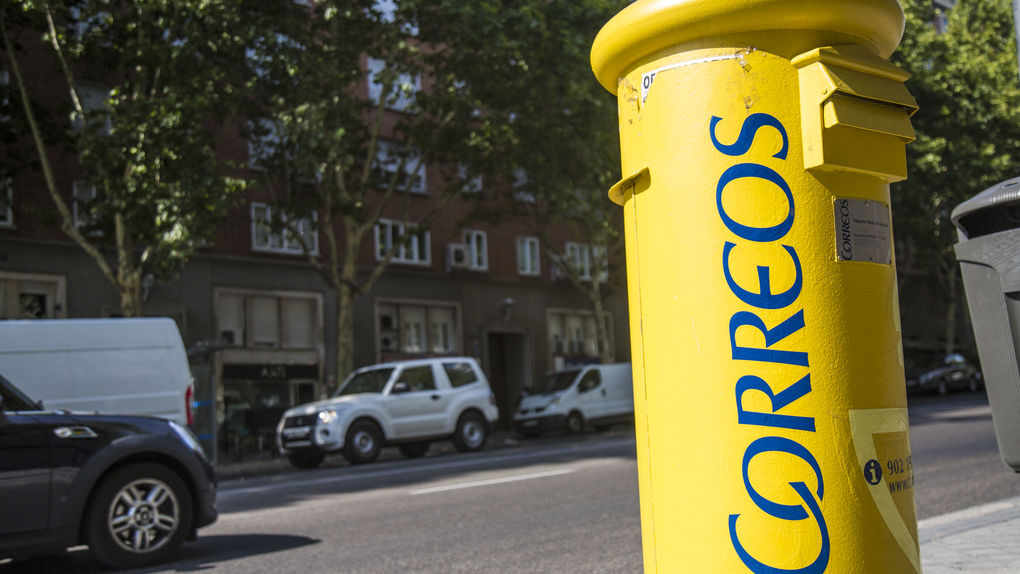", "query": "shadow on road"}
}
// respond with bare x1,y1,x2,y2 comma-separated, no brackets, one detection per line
0,534,319,574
